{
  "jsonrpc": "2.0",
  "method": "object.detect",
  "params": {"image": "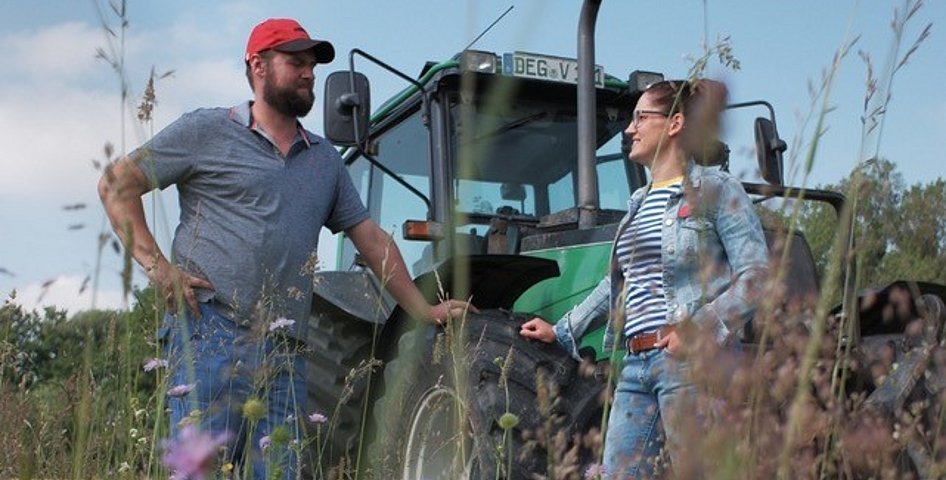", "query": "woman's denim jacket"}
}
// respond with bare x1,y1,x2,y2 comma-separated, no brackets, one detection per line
552,161,770,360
